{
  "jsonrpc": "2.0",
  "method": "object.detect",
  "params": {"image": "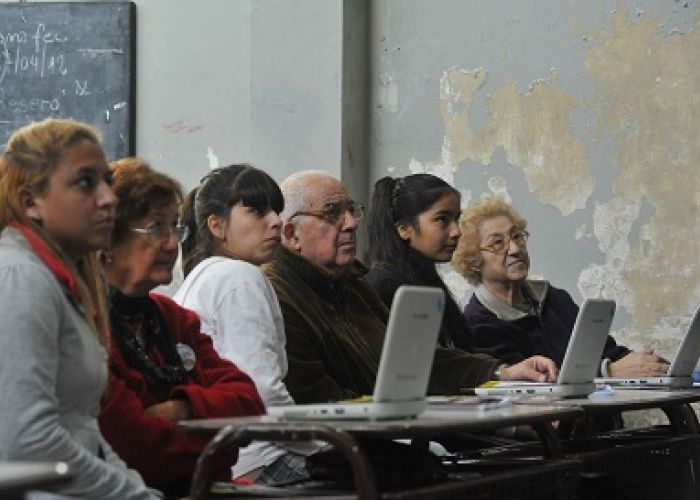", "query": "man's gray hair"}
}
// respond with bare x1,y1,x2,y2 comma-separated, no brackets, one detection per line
279,170,333,221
